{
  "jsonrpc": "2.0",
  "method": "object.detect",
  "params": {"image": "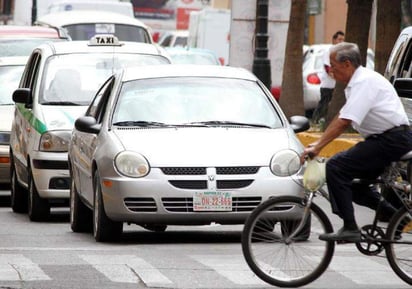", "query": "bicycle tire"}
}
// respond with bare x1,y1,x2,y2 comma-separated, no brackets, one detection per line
242,195,335,288
385,206,412,285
